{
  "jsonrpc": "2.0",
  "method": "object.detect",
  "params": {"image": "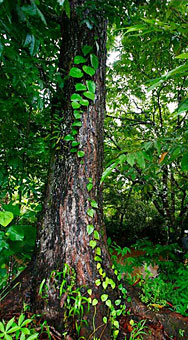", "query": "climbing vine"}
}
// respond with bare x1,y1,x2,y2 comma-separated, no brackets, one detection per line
64,44,98,159
61,44,128,339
